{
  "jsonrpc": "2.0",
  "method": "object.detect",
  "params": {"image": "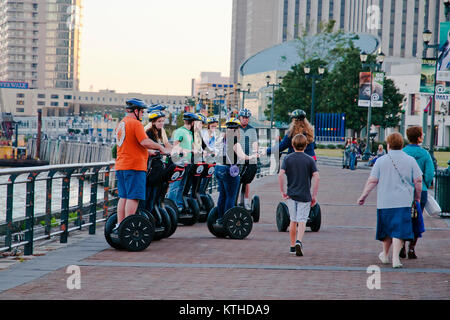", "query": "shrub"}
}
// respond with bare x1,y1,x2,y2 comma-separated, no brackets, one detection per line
327,144,336,149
